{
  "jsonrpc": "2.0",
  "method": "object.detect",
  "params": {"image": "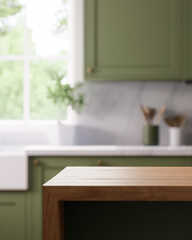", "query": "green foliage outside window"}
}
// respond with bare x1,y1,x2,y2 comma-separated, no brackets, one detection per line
0,0,23,35
0,0,22,17
30,61,68,120
0,61,23,119
0,0,80,120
